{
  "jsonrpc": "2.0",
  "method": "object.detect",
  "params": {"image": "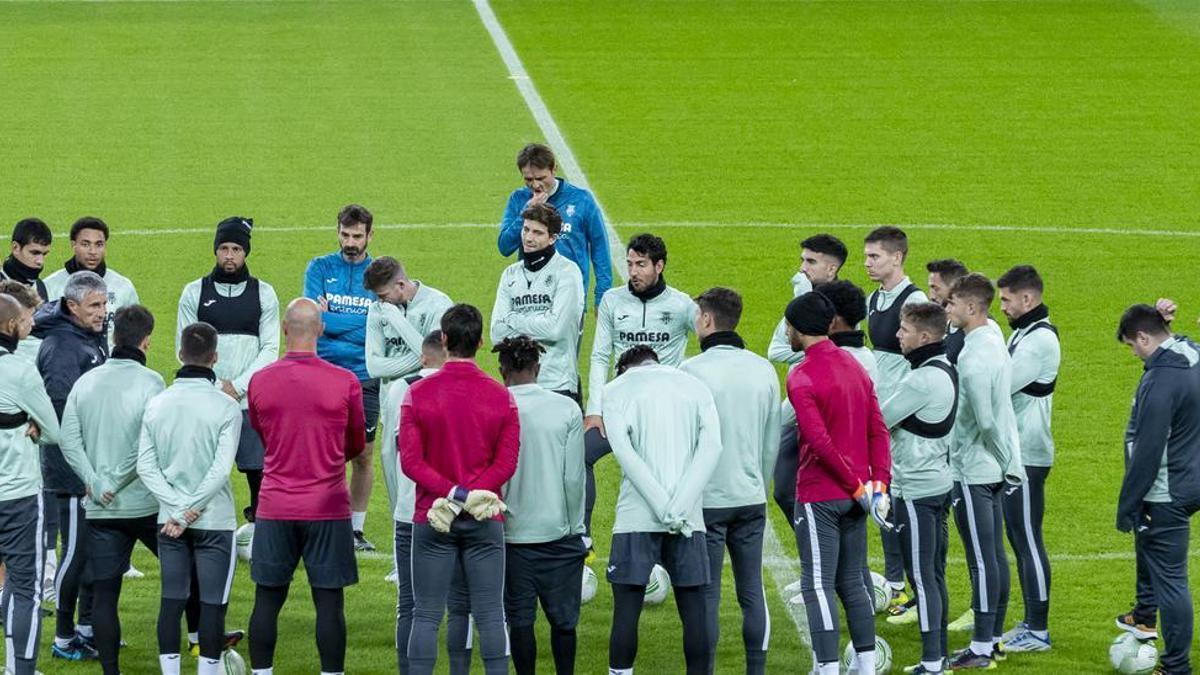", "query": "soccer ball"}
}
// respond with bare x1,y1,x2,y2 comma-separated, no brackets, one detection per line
1109,633,1158,674
644,564,671,605
581,566,598,604
869,571,890,614
235,523,254,563
841,636,893,673
221,648,246,675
